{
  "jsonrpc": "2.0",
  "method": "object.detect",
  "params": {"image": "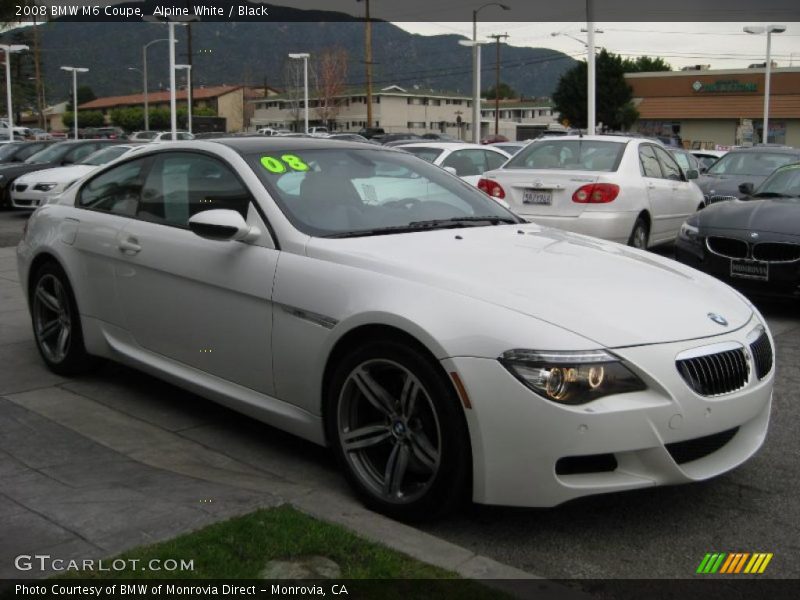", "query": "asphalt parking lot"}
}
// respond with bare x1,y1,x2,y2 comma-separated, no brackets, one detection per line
1,208,799,581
